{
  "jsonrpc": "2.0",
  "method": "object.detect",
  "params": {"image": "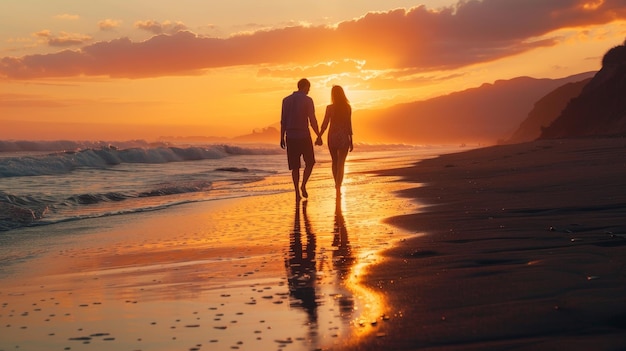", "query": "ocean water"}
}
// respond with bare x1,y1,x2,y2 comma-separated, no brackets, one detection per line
0,140,454,234
0,141,285,232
